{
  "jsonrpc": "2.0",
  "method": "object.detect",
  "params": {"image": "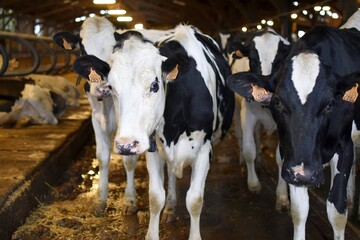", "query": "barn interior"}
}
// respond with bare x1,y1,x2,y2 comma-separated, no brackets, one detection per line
1,0,360,239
